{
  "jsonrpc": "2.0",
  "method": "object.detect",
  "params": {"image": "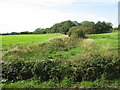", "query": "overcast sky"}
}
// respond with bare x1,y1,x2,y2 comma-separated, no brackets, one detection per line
0,0,119,33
